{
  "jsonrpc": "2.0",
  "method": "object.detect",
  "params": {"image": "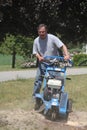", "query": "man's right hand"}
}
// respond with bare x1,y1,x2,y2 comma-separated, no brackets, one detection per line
36,53,44,61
